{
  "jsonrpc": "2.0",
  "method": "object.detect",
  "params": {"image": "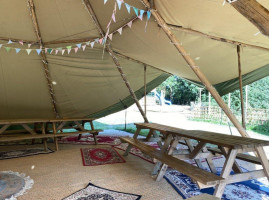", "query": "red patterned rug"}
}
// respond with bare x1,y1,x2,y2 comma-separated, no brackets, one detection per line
80,147,125,166
58,135,121,146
